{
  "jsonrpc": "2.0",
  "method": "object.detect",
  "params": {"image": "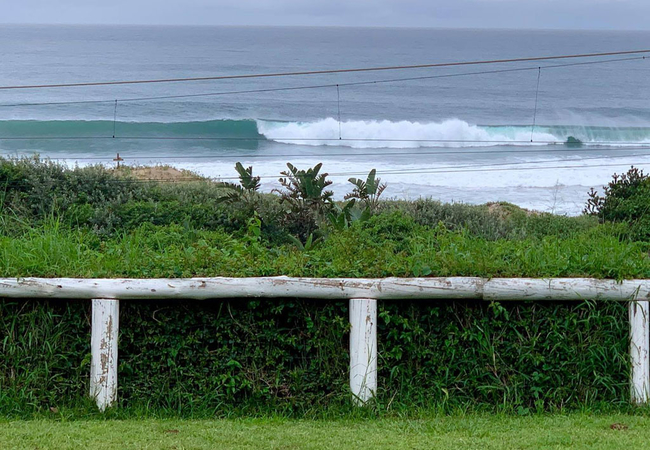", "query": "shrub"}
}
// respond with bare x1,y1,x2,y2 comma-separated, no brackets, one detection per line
217,162,262,211
0,157,152,225
0,298,629,417
378,200,518,240
585,166,650,240
274,163,334,241
345,169,387,213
